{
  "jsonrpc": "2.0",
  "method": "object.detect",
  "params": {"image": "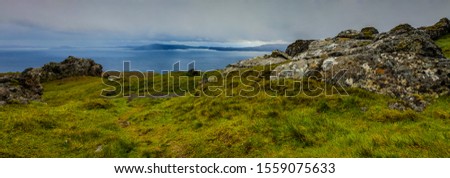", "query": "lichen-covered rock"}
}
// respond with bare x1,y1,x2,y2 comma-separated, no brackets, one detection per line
274,59,309,79
227,18,449,111
0,72,42,105
269,49,291,59
419,18,450,40
372,28,444,58
334,27,379,40
360,27,379,39
285,40,314,57
335,29,361,39
37,56,103,82
272,19,450,111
